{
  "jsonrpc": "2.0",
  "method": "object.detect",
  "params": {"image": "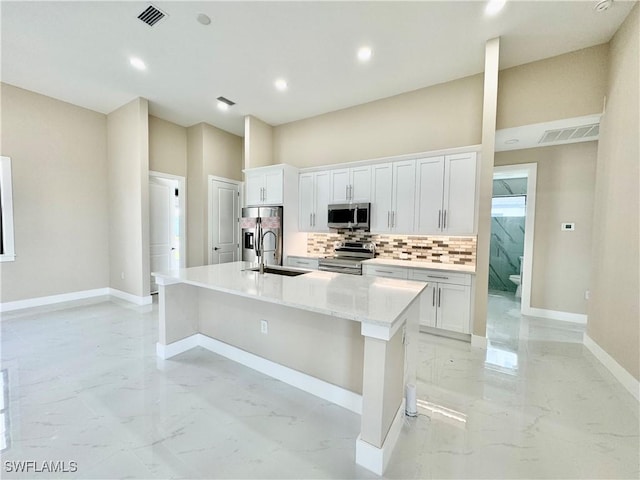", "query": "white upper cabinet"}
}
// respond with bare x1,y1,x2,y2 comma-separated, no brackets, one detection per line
443,153,477,234
370,160,415,233
329,166,371,203
245,166,284,205
415,152,477,235
299,171,330,232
